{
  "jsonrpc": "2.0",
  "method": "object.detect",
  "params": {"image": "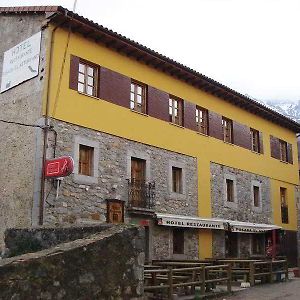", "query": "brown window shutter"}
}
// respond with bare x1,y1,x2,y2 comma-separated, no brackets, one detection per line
259,131,264,154
270,135,280,159
147,86,169,121
208,111,223,140
183,101,197,130
69,55,80,90
233,121,251,149
99,67,131,108
287,143,293,164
